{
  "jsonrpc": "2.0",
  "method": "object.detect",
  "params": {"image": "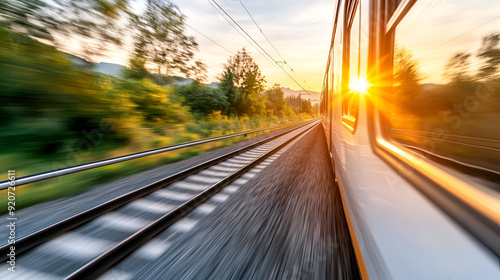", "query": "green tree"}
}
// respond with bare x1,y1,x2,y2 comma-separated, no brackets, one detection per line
115,79,190,124
176,82,228,119
445,52,472,83
130,0,203,77
477,33,500,80
219,69,239,116
218,48,266,116
0,0,129,61
286,94,302,115
285,94,313,116
123,57,149,80
0,27,127,155
393,46,421,89
301,99,313,115
264,84,290,117
392,46,422,114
